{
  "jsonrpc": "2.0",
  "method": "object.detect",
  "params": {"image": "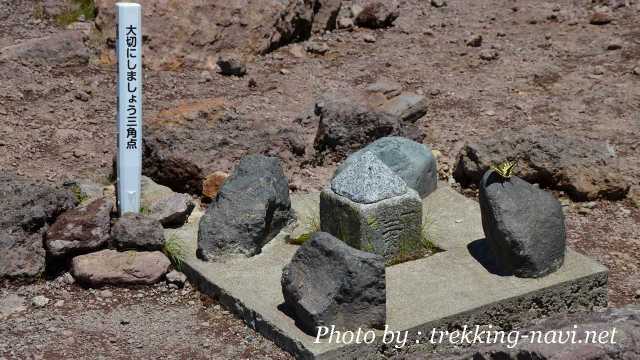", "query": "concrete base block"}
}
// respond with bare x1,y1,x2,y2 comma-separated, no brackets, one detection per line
170,186,608,360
